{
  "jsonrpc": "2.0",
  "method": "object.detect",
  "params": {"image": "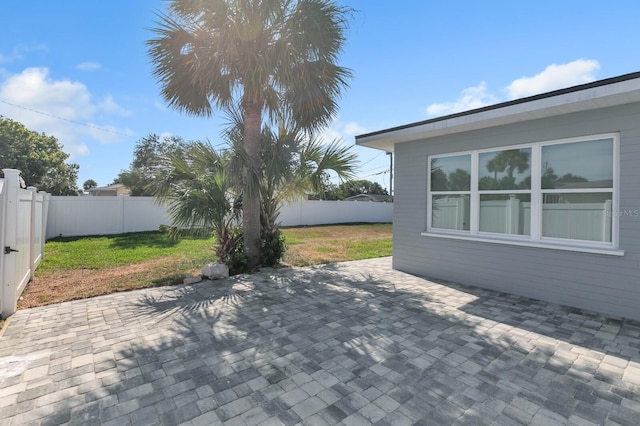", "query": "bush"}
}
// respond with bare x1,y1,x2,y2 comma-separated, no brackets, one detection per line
158,224,173,233
217,226,249,275
260,229,287,267
216,227,287,275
